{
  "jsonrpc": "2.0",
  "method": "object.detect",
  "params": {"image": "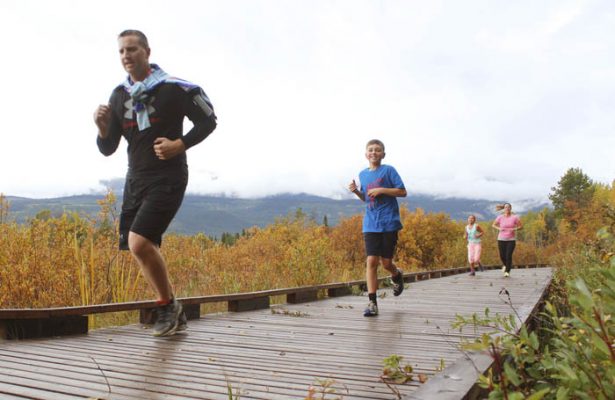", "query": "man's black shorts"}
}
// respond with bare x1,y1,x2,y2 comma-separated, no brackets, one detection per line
363,231,399,259
119,172,188,250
